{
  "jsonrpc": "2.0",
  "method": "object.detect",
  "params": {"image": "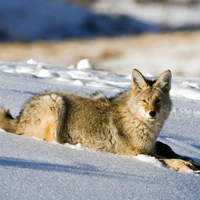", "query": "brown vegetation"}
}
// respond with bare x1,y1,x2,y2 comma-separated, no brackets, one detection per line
0,31,200,76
